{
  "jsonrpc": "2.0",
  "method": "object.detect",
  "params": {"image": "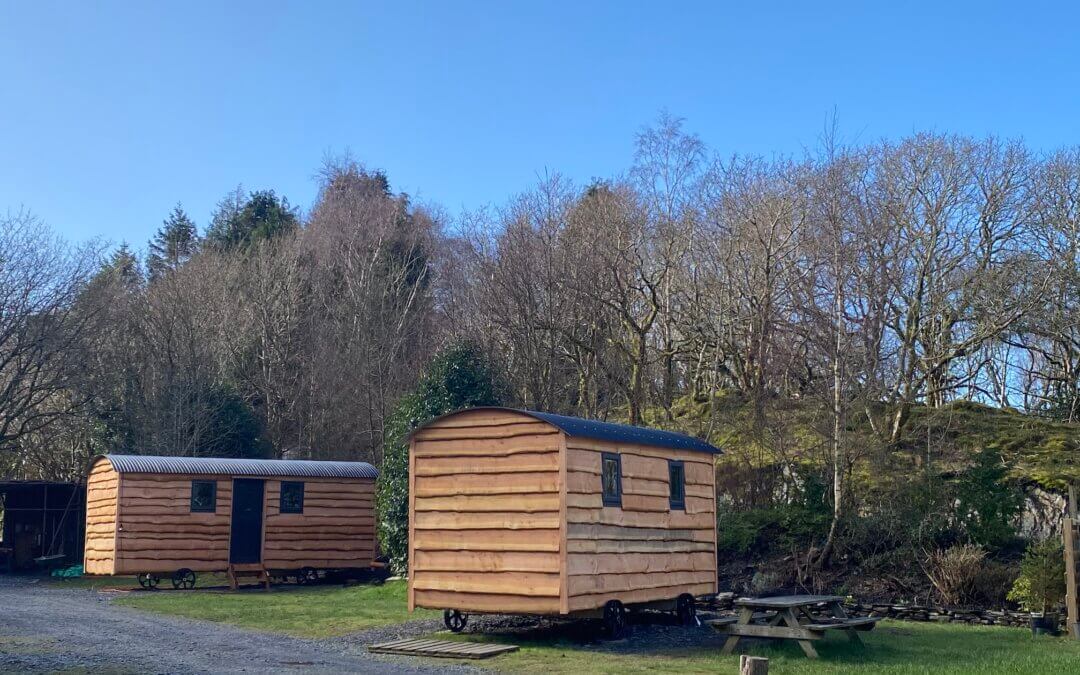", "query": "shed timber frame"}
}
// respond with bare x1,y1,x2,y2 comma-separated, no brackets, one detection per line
407,407,720,617
84,455,379,583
